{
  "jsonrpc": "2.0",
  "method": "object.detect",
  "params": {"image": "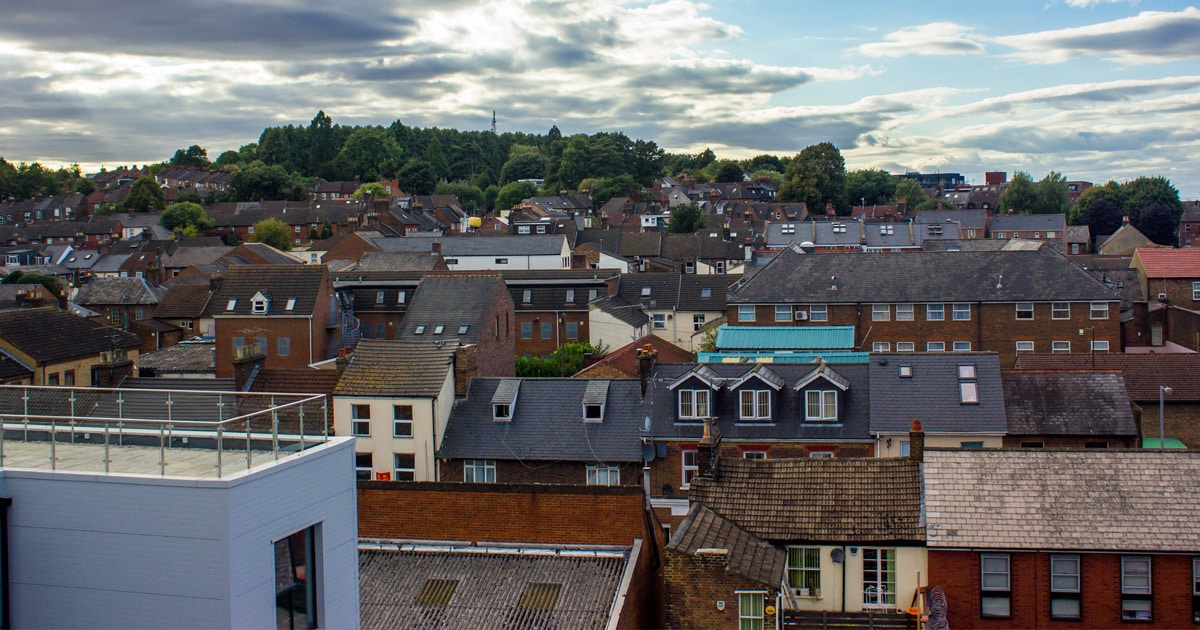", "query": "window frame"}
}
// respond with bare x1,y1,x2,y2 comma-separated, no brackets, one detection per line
980,553,1011,619
774,305,791,322
895,303,914,321
872,304,890,321
586,463,621,486
872,342,891,352
805,390,837,421
1051,302,1070,320
952,341,971,352
896,342,915,352
393,453,415,481
355,452,373,481
1193,281,1200,301
681,448,698,488
463,459,496,483
1052,340,1071,354
1049,554,1082,621
737,305,755,322
1015,303,1034,320
652,314,667,330
927,341,946,352
1121,556,1153,622
393,404,414,437
351,404,371,437
926,303,945,321
519,322,533,339
565,321,579,339
810,304,828,322
787,546,821,594
738,389,771,421
737,591,766,630
952,303,971,321
1090,302,1109,320
1016,340,1034,354
1092,340,1110,352
678,389,711,420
